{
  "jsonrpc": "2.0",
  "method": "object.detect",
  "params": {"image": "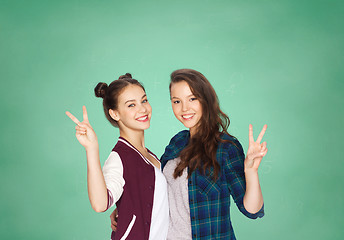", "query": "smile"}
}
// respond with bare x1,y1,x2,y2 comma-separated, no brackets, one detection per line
182,114,195,120
136,115,149,122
